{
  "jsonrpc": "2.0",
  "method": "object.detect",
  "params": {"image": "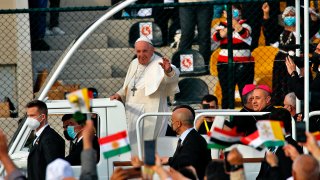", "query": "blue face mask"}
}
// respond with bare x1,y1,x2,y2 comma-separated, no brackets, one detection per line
232,9,240,19
284,16,296,26
67,126,77,140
